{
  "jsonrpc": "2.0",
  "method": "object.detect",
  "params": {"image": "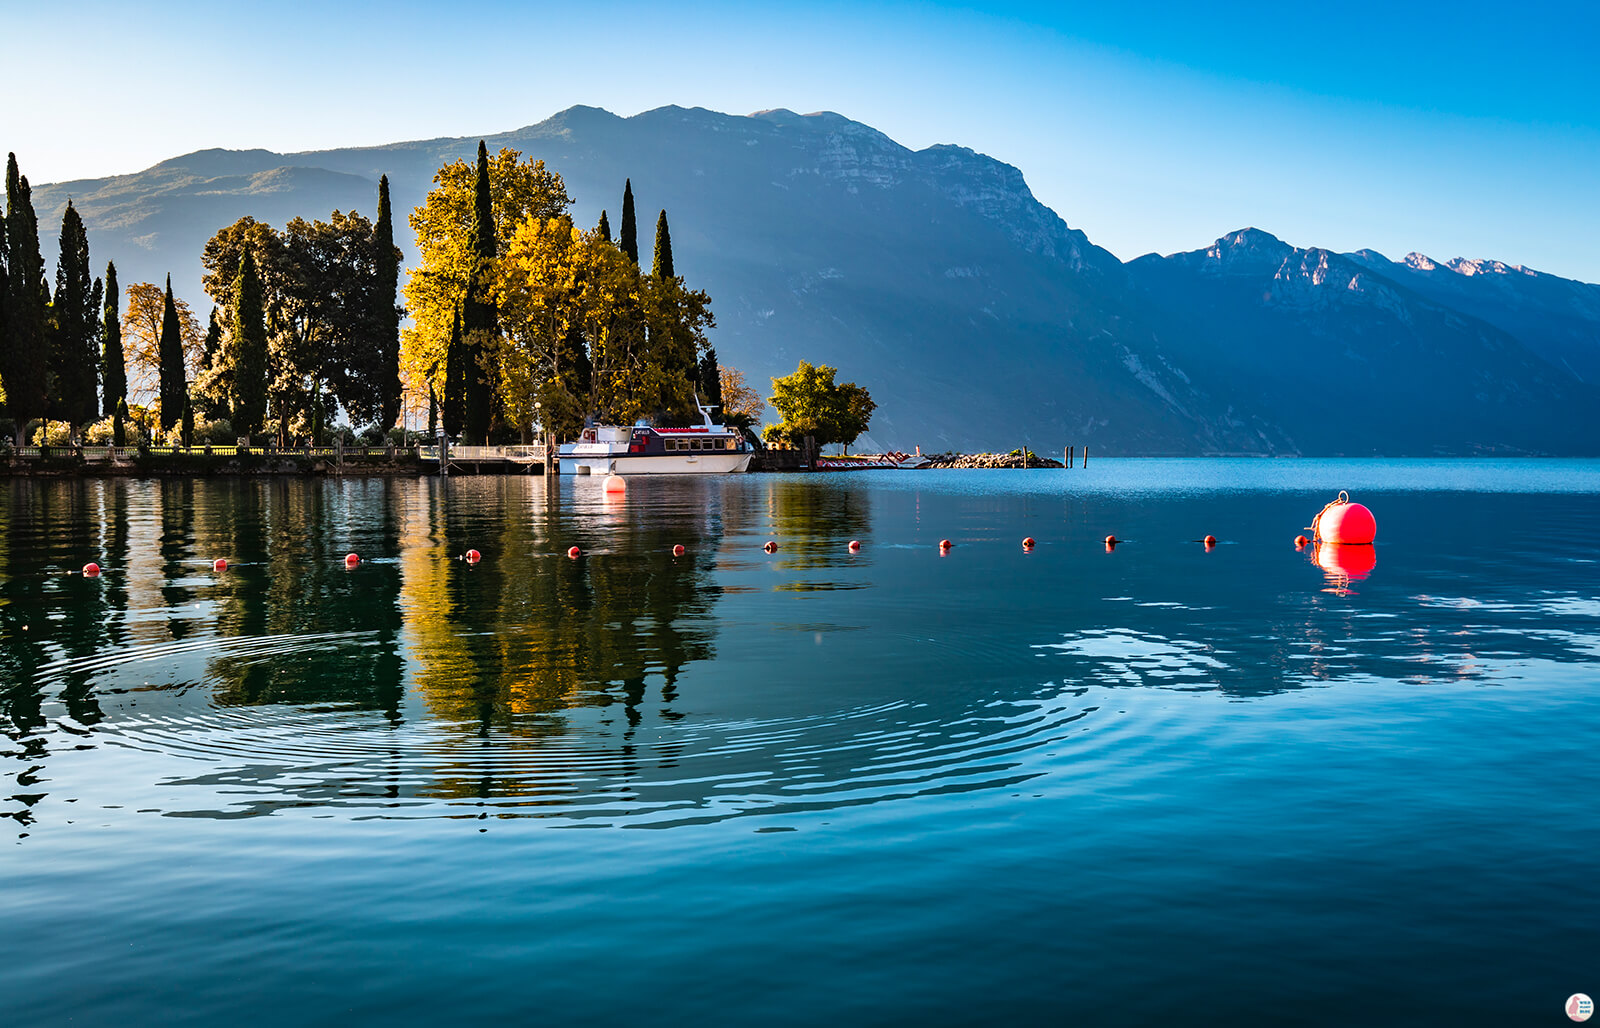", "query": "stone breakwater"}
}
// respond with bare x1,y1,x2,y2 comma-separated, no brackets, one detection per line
924,452,1064,469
